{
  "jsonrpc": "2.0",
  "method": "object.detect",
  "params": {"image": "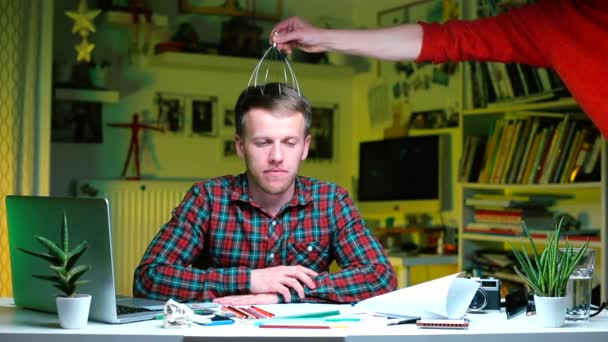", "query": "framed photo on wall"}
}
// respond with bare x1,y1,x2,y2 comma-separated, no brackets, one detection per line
155,92,186,134
223,139,237,157
51,101,102,143
187,95,218,136
224,107,235,128
308,104,337,160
